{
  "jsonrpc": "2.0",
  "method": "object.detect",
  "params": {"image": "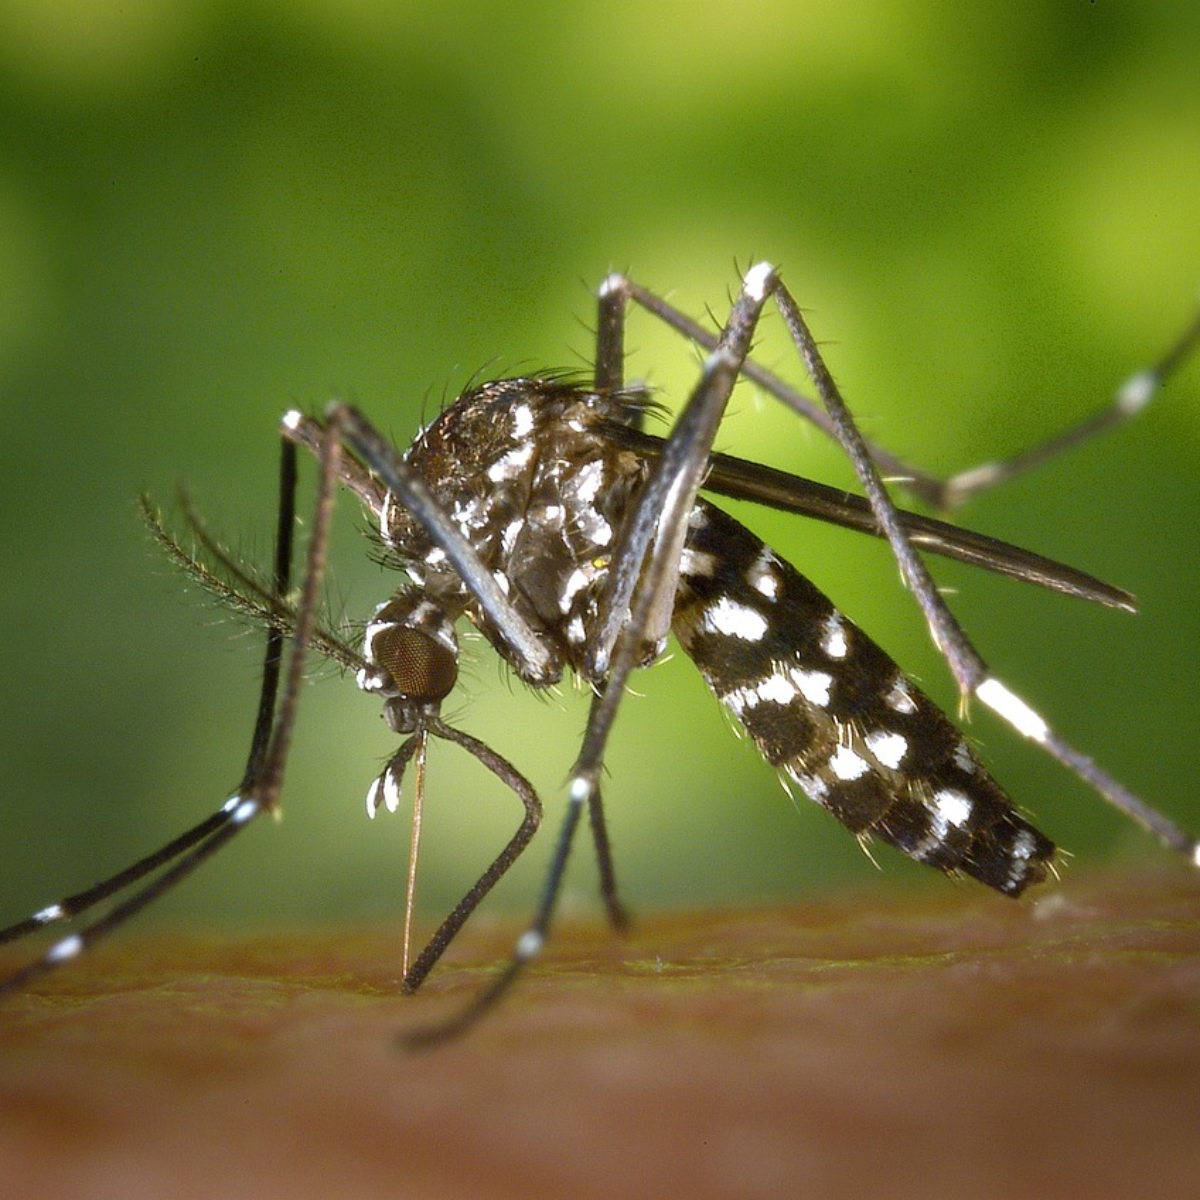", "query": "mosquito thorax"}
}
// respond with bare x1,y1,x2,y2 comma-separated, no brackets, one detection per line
357,591,459,733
